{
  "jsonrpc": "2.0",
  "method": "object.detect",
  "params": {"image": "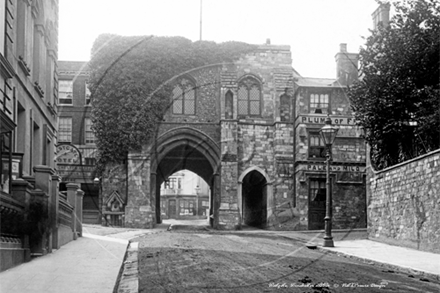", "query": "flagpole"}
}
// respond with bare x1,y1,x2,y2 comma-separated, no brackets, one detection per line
199,0,203,41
